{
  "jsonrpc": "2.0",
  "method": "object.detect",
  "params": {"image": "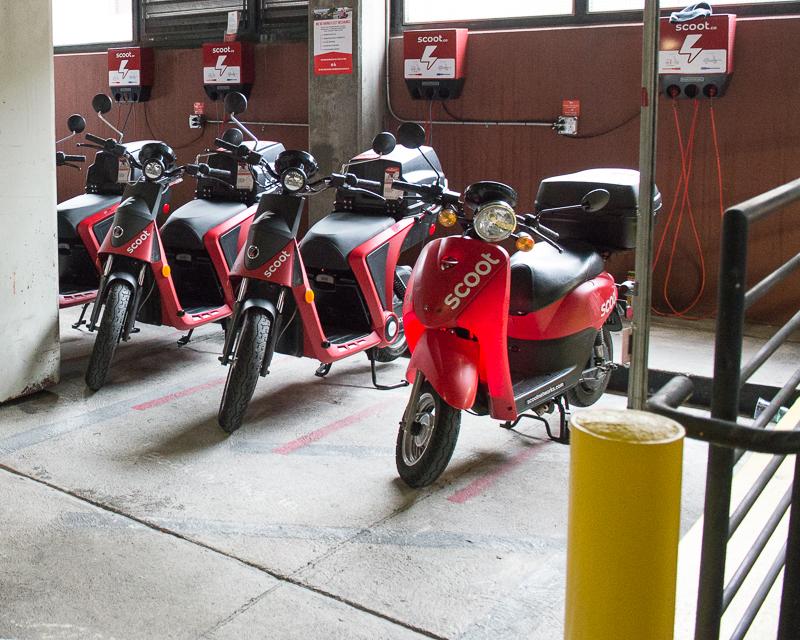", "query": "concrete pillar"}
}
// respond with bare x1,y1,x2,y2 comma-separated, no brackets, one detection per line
307,0,386,224
0,0,60,402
